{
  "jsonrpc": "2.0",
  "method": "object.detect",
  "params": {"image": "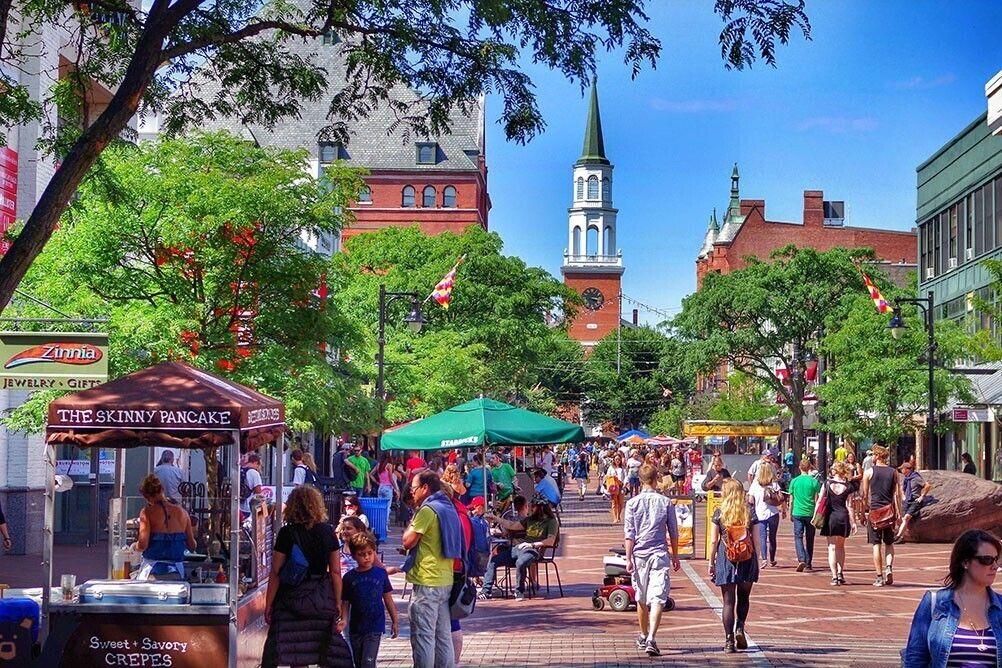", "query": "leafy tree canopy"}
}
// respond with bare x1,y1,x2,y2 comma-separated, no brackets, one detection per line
707,371,784,422
332,225,582,424
3,132,374,434
0,0,811,314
